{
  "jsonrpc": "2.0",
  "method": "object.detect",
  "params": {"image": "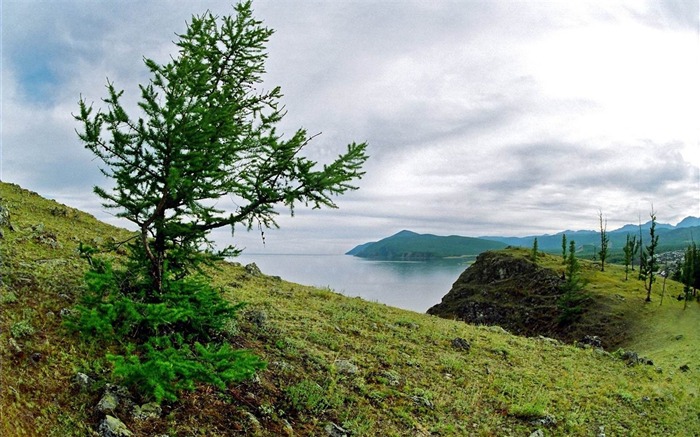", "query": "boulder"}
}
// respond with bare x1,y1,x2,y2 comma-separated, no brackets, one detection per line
325,422,349,437
451,337,471,352
98,415,133,437
132,402,161,420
